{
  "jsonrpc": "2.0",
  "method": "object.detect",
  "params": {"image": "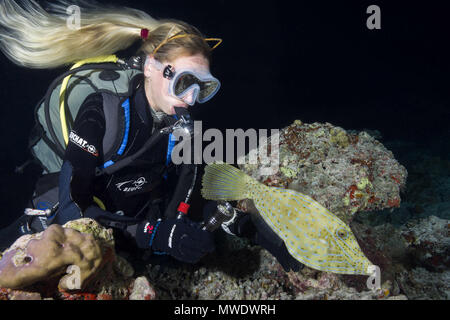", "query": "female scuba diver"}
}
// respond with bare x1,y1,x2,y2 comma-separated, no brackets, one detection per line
0,0,302,271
